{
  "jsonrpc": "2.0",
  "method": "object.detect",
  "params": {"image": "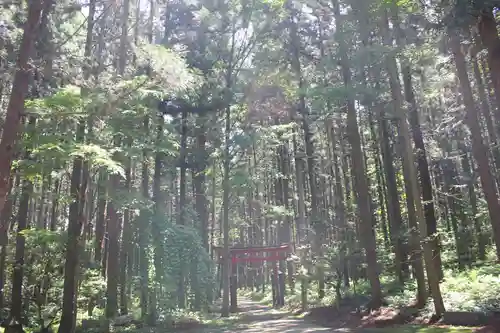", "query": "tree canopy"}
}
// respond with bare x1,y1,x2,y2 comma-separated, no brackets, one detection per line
0,0,500,332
